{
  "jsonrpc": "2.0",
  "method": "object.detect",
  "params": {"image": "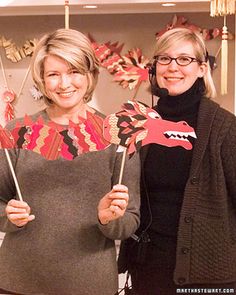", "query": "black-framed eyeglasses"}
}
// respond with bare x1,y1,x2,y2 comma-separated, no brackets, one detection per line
154,55,201,66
